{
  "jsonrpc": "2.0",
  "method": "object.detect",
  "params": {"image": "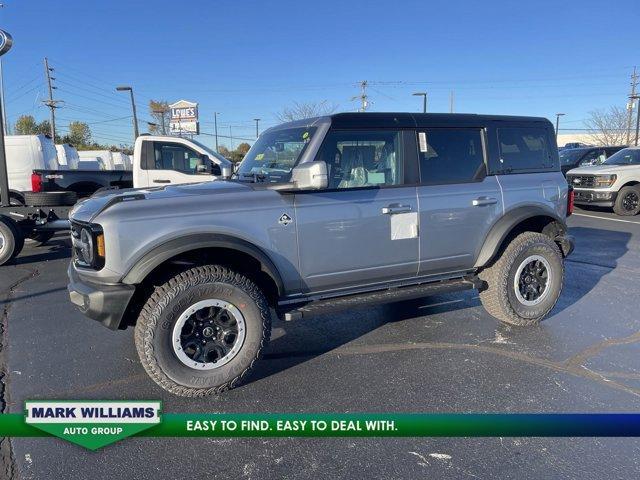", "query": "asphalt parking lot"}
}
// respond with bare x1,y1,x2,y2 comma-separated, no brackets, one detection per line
1,207,640,479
